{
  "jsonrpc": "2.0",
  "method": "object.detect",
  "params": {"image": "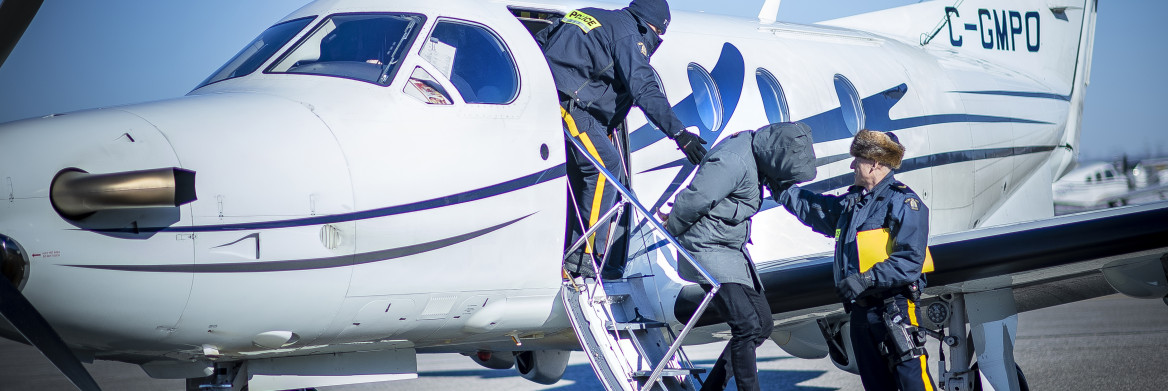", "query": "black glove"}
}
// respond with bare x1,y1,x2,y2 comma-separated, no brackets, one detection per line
767,178,796,195
673,131,708,165
837,270,875,302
